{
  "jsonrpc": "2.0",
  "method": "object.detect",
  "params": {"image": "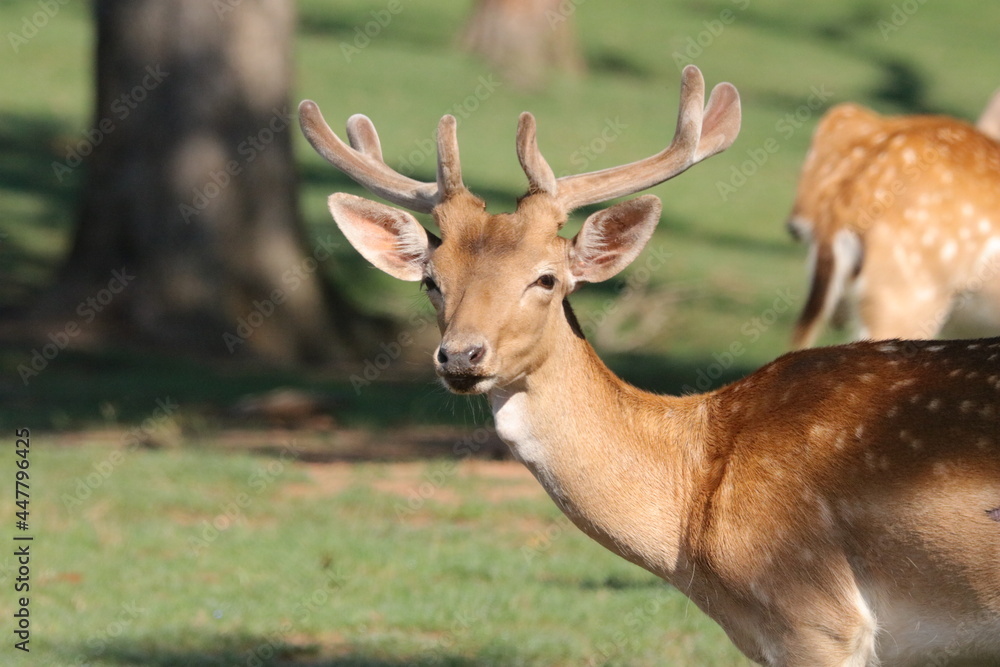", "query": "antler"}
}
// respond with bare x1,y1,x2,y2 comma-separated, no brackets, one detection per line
516,65,741,212
298,100,465,213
